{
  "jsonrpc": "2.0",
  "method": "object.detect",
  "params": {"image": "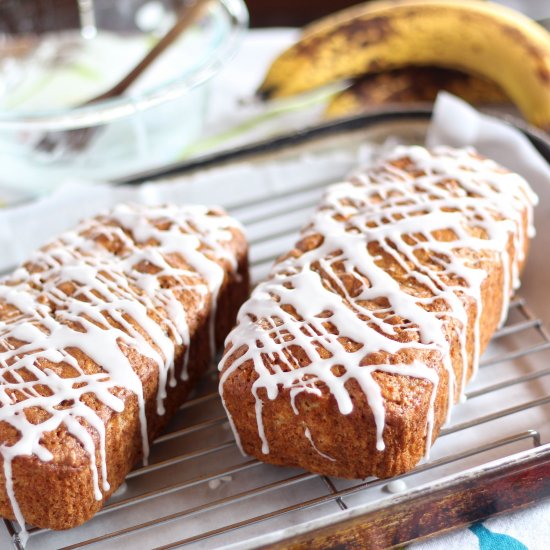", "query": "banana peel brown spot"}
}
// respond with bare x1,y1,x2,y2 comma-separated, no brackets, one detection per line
337,16,393,47
499,23,550,86
538,68,550,84
368,59,387,72
500,24,546,58
292,16,393,57
325,66,509,119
